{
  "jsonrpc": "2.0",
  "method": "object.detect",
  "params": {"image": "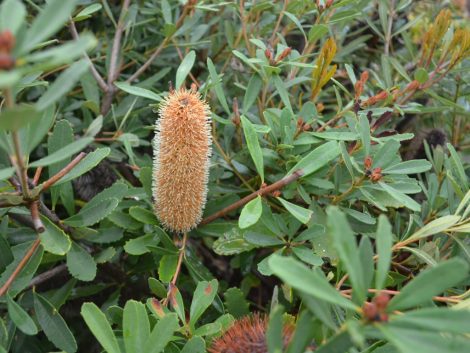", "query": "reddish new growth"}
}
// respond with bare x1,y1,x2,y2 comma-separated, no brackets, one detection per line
208,314,295,353
152,86,211,233
0,30,15,70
